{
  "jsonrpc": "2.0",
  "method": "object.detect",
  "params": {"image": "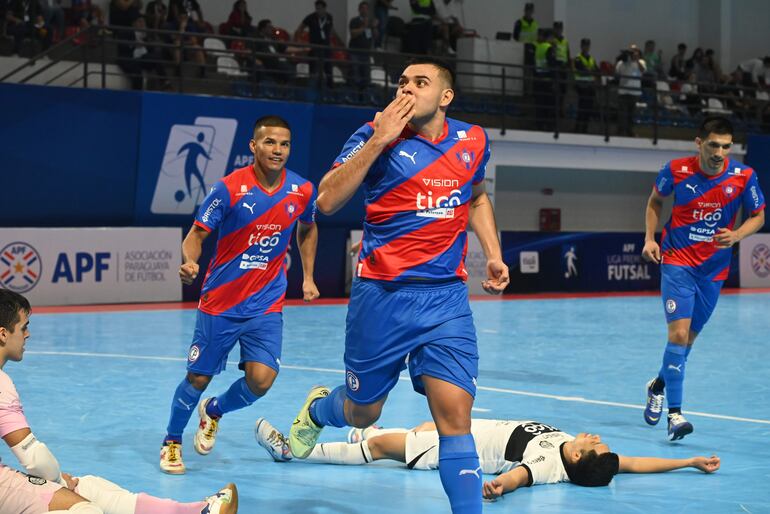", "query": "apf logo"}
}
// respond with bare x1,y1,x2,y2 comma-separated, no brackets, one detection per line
0,242,41,293
151,117,238,215
751,243,770,278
